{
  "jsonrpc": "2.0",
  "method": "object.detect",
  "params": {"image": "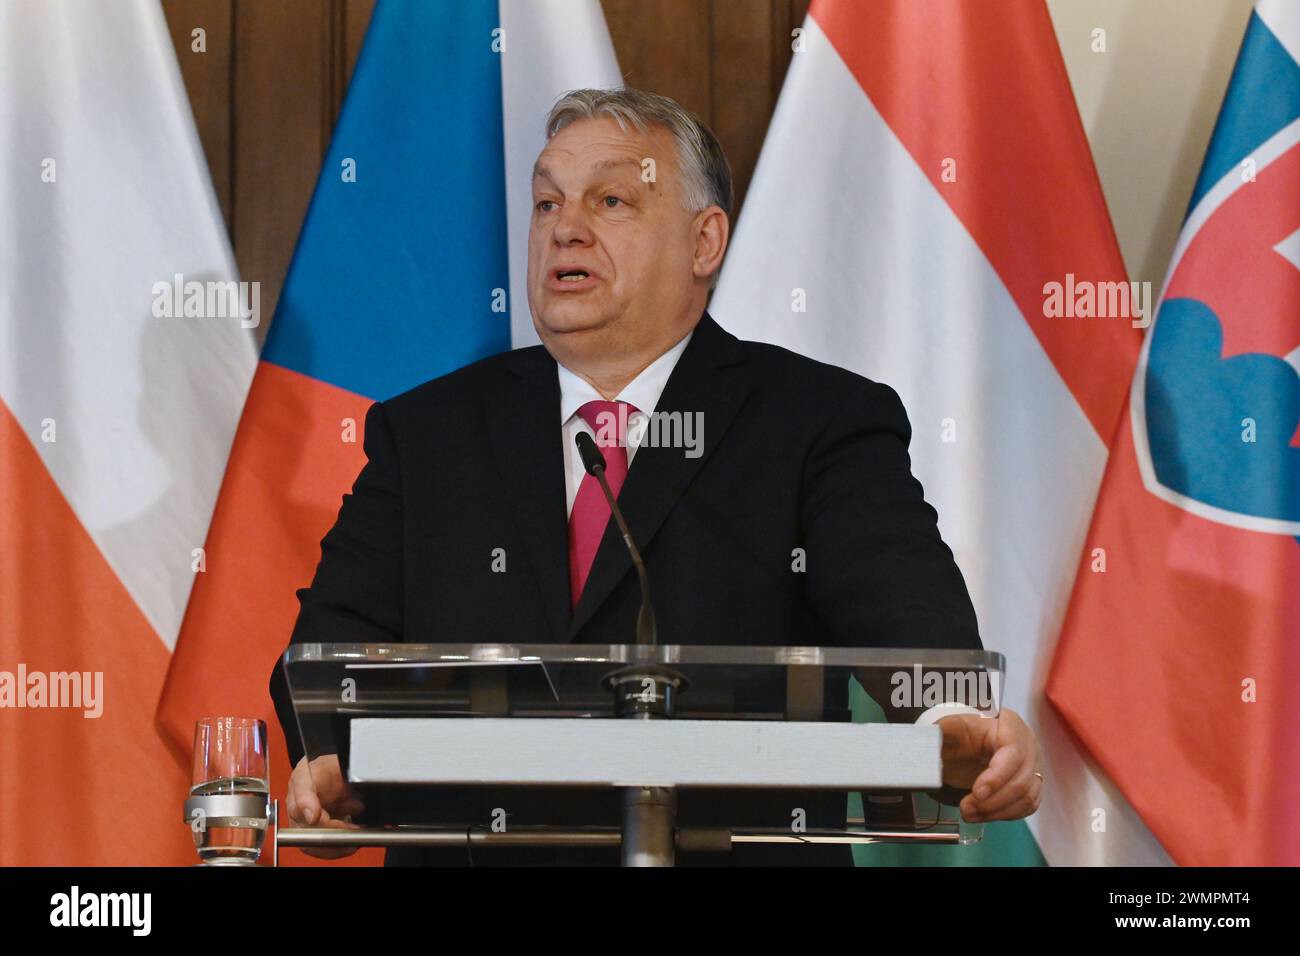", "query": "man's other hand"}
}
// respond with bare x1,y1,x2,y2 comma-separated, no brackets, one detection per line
937,708,1043,822
286,754,365,859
